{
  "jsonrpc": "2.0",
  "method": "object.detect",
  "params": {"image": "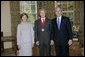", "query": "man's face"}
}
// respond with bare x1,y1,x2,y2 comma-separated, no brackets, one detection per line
40,10,45,18
55,7,62,17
